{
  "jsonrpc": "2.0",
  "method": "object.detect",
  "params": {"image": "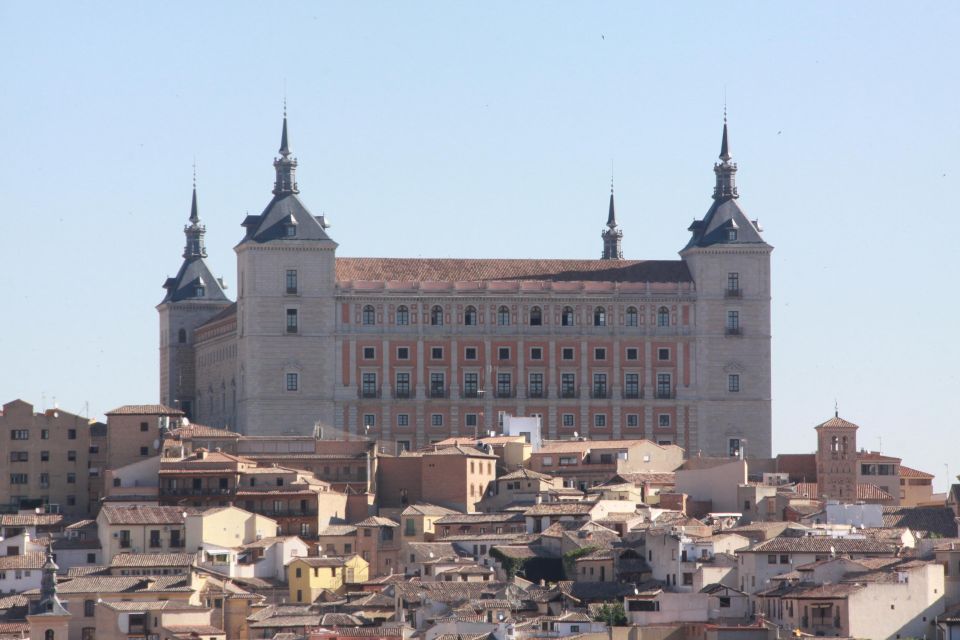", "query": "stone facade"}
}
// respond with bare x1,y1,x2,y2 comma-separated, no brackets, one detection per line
158,116,773,458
